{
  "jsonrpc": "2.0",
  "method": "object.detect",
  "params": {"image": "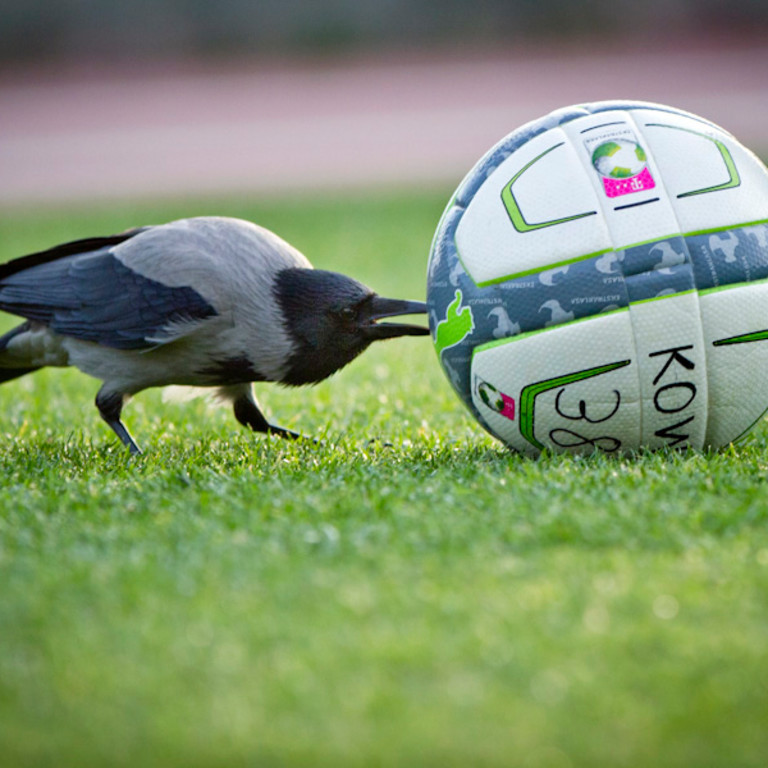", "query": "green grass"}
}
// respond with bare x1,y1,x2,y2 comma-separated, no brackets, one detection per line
1,190,768,768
